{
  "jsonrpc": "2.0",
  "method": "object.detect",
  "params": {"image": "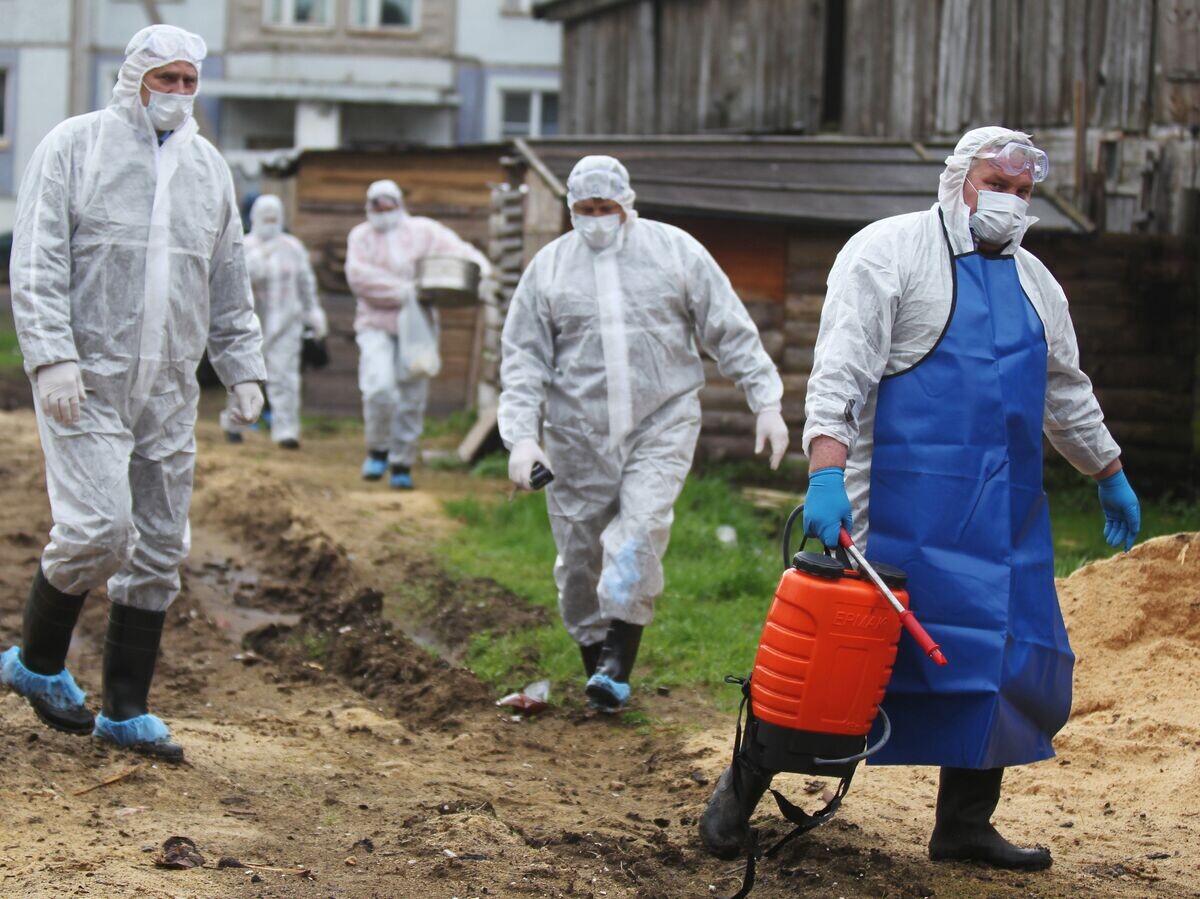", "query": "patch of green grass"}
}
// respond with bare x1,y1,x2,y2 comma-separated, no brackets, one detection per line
1047,475,1199,577
0,323,24,372
441,458,1200,706
296,631,330,661
299,412,361,437
422,407,477,441
441,468,782,708
469,450,509,480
